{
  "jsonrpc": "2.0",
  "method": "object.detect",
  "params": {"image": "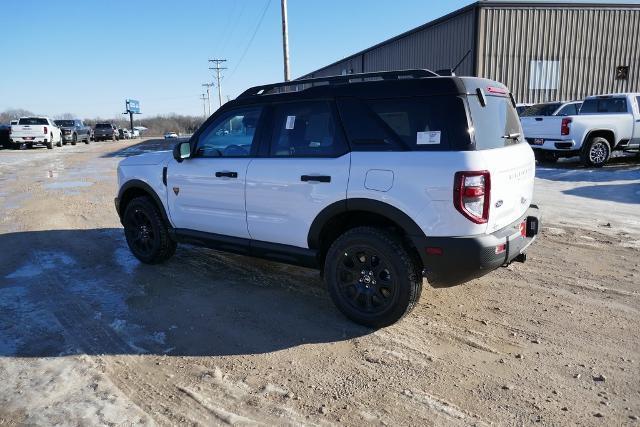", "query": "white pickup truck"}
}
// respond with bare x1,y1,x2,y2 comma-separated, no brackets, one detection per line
10,116,62,149
521,93,640,167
